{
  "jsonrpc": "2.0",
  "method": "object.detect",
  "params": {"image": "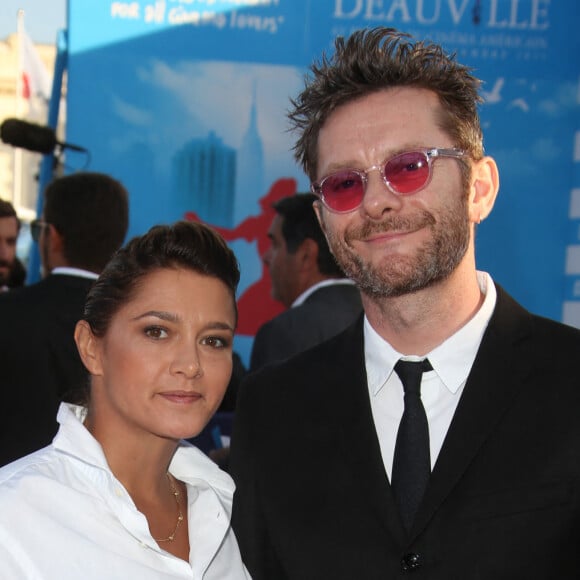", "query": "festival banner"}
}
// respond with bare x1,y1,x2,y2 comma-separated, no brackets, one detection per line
65,0,580,362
